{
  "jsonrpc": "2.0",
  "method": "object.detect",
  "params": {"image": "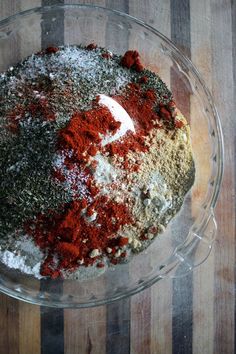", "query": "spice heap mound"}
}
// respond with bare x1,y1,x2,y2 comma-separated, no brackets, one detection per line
0,45,195,279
